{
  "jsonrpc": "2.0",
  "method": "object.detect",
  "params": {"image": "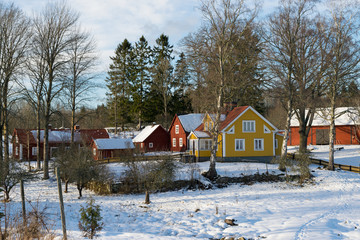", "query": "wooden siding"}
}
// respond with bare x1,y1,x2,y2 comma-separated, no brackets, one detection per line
169,116,188,152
